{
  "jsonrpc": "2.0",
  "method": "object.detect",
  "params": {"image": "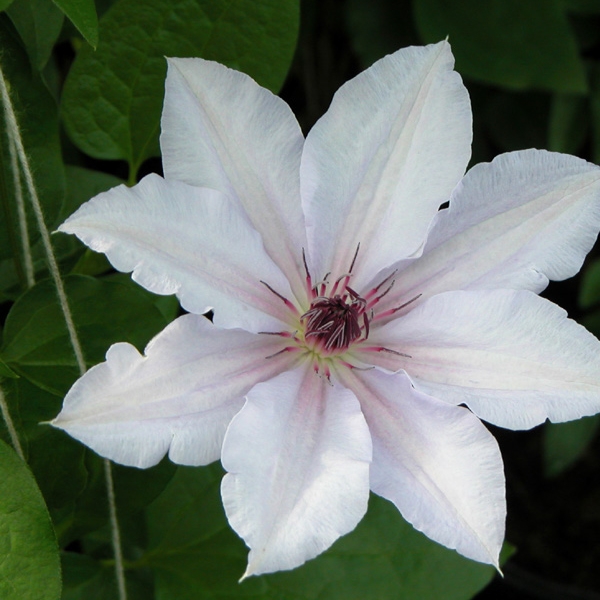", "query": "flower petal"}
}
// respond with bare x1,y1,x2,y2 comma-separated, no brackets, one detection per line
221,367,372,577
58,174,296,332
362,290,600,430
52,315,295,468
339,368,505,567
161,58,307,299
301,41,471,286
375,149,600,316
